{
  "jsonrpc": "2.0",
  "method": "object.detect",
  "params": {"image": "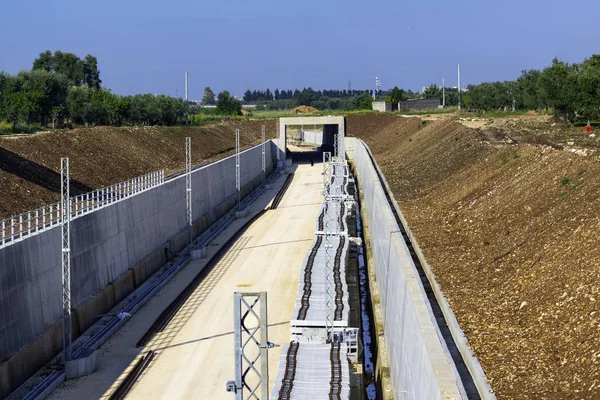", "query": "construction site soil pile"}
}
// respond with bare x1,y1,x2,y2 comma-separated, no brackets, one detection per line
347,114,600,399
0,120,276,219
